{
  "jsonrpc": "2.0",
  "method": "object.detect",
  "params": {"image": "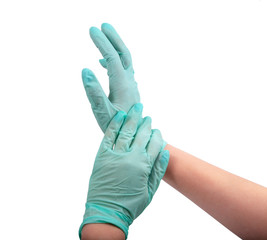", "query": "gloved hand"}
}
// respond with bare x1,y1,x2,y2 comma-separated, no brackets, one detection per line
79,103,170,239
82,23,140,132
